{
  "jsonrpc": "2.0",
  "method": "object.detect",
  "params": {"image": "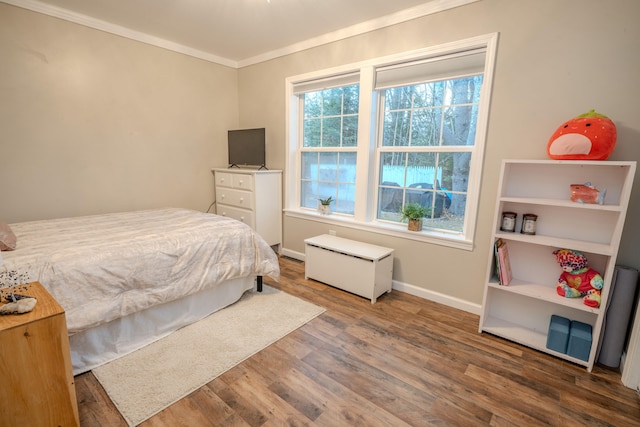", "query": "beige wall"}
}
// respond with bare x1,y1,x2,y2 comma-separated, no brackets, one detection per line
238,0,640,306
0,3,238,223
